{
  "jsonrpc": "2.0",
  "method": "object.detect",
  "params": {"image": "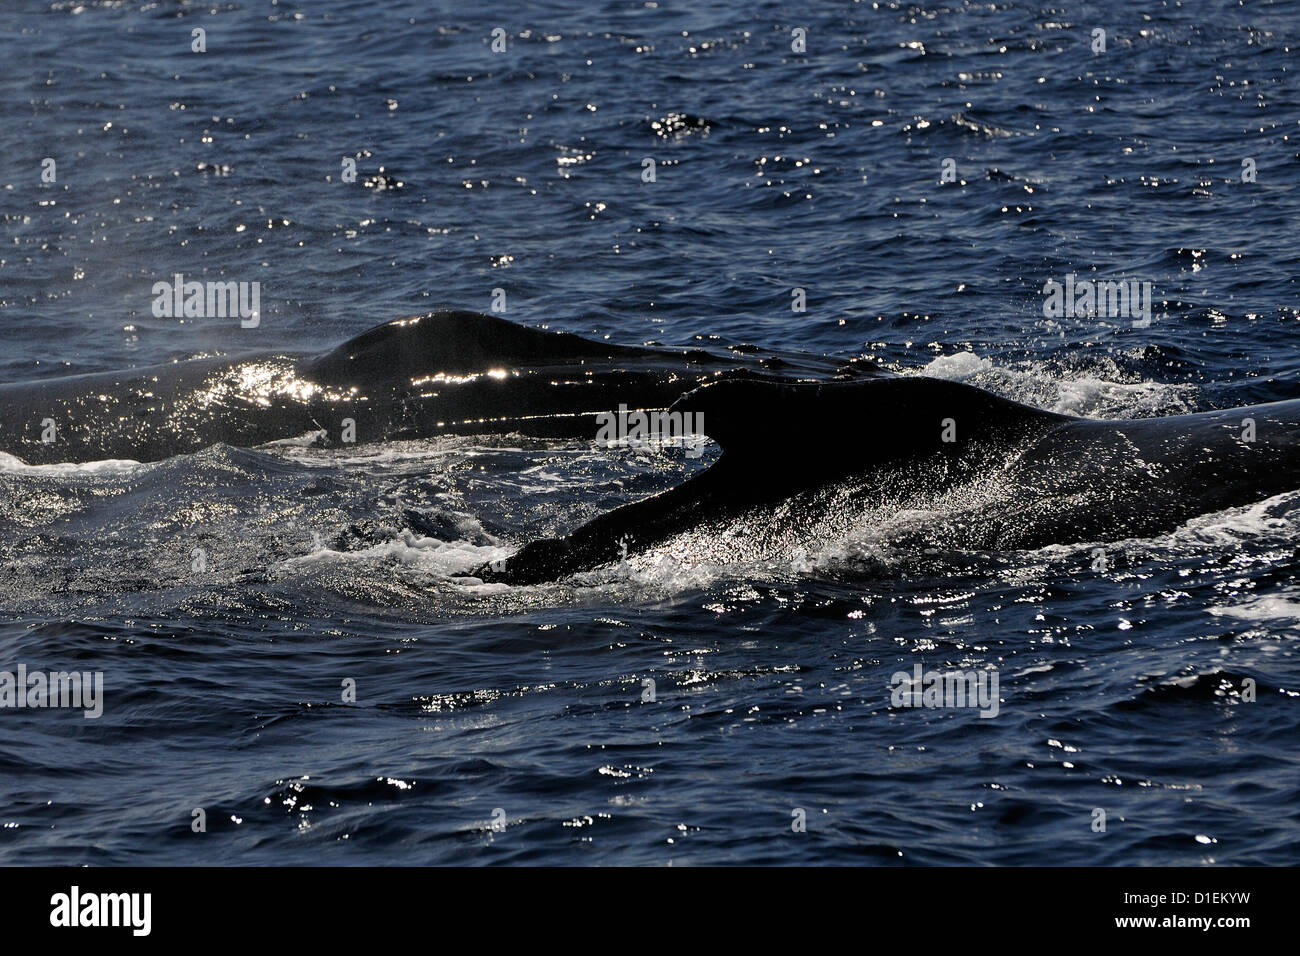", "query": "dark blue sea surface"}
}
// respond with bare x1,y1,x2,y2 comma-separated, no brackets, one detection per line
2,0,1299,864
